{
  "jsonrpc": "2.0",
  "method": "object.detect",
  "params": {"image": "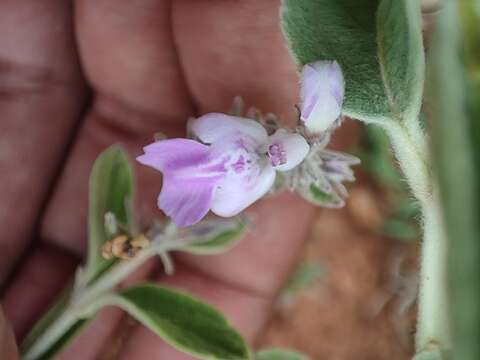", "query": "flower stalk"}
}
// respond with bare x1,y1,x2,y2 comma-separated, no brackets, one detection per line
21,238,187,360
384,116,450,358
416,196,450,356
